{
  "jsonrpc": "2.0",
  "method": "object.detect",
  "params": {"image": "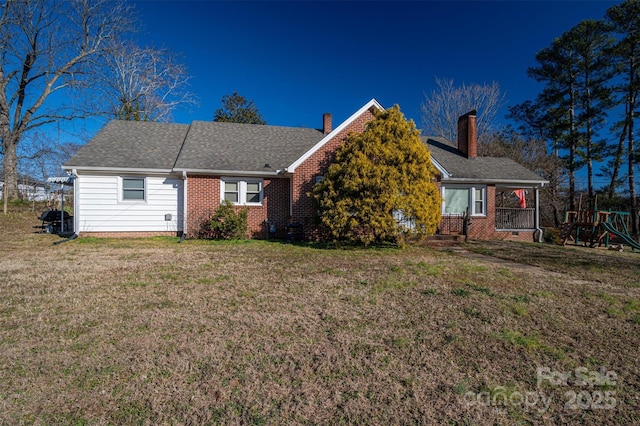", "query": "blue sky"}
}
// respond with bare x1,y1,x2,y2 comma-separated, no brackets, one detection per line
132,0,618,130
